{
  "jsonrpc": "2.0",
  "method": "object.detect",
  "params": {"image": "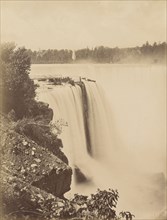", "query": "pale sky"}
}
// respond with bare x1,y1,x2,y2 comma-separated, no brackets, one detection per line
1,0,166,50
